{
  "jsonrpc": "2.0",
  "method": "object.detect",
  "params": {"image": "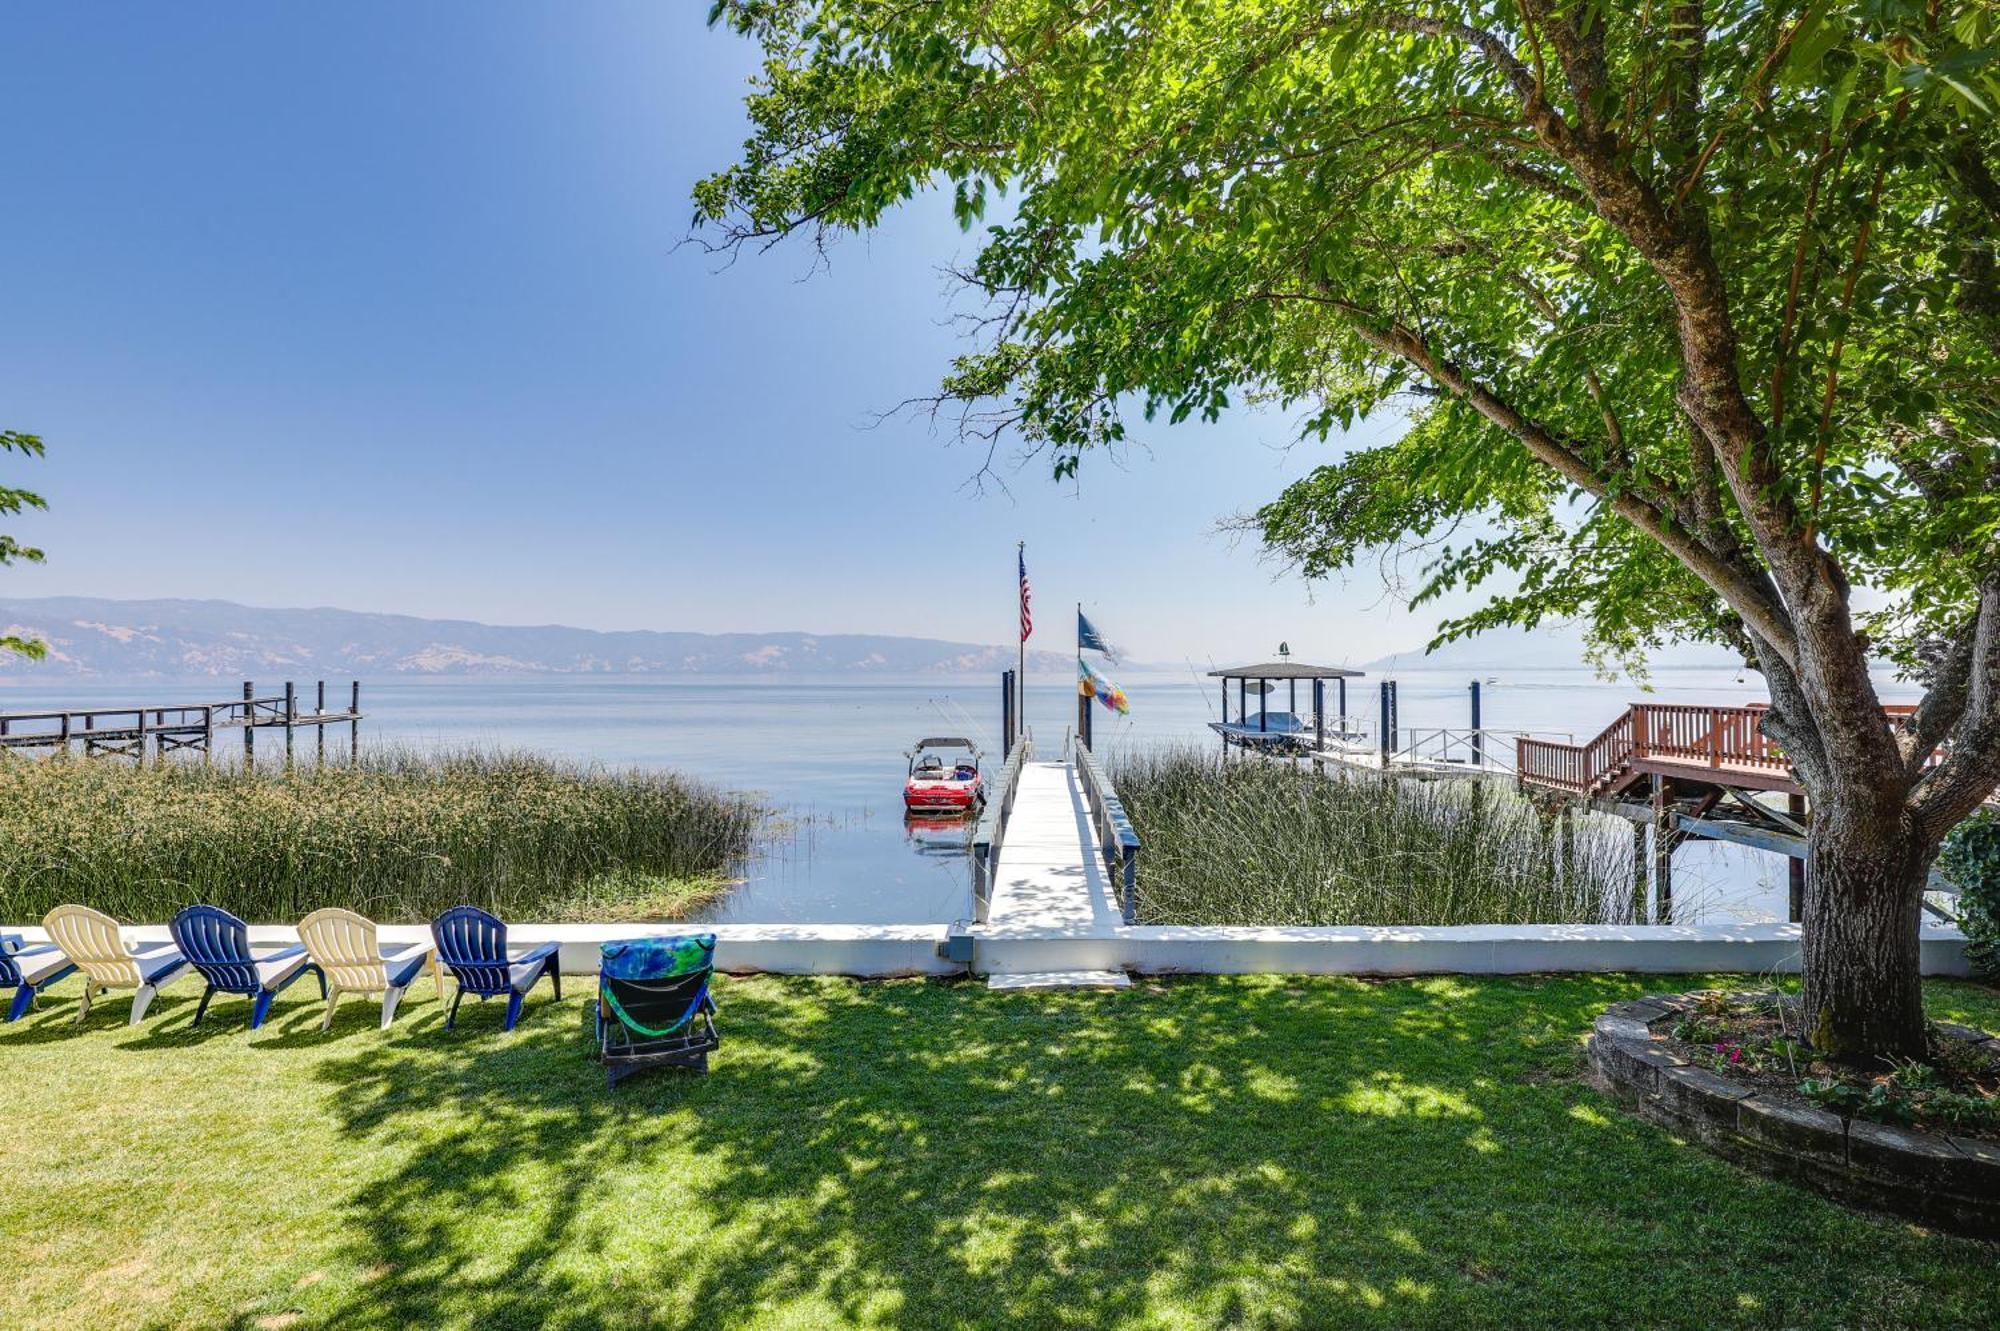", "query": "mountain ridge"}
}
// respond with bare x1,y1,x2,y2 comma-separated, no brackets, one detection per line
0,596,1074,679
